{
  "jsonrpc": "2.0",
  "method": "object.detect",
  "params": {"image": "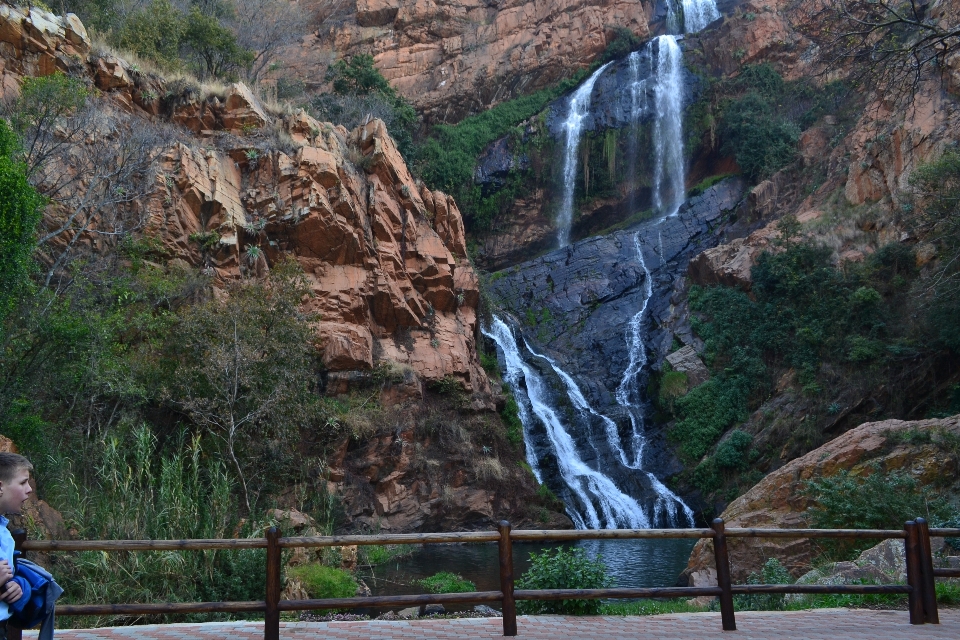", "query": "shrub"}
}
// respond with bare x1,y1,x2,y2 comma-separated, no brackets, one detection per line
719,91,800,181
714,430,754,470
0,120,44,319
416,572,476,594
735,558,793,611
501,394,523,446
803,467,952,558
287,564,358,599
515,547,613,615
